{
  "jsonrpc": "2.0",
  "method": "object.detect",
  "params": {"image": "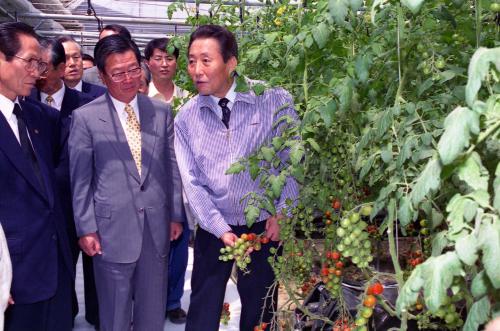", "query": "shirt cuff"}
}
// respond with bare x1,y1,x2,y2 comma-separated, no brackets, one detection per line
207,217,232,239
